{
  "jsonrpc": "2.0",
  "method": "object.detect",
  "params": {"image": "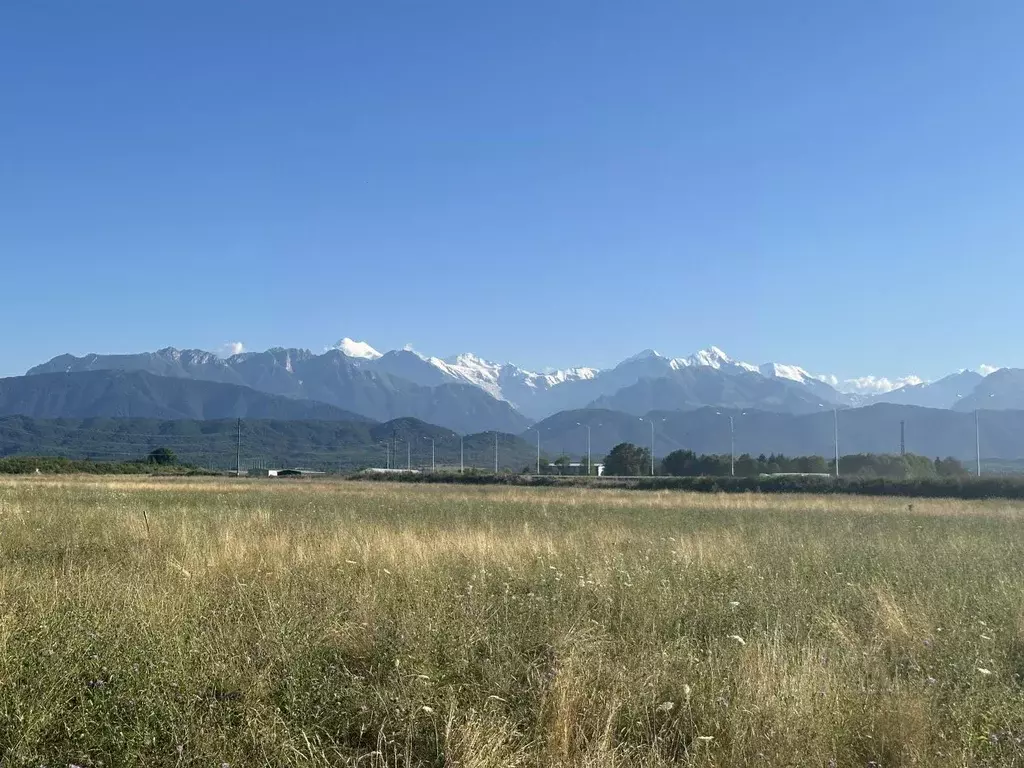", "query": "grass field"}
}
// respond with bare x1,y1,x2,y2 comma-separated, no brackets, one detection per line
0,478,1022,767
